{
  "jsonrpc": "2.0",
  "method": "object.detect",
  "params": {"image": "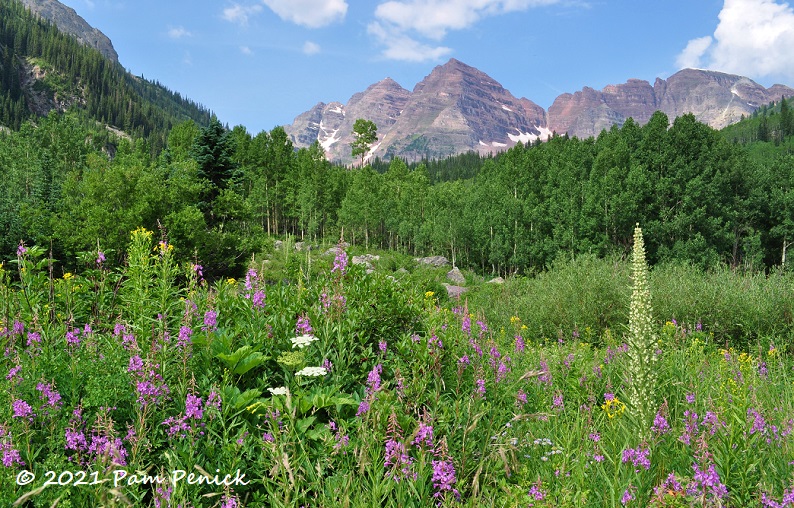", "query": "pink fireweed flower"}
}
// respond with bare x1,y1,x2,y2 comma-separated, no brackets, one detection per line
384,438,415,482
26,332,41,347
12,399,34,420
295,315,313,335
252,290,266,309
176,326,192,349
356,400,370,417
622,447,651,471
36,382,62,410
16,244,27,257
202,310,218,332
413,423,434,449
621,485,636,505
185,394,203,420
6,365,22,383
332,249,348,275
65,328,81,347
432,459,460,502
652,412,671,435
516,390,528,405
475,378,486,397
366,364,383,394
552,393,564,411
96,251,106,266
514,335,525,353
